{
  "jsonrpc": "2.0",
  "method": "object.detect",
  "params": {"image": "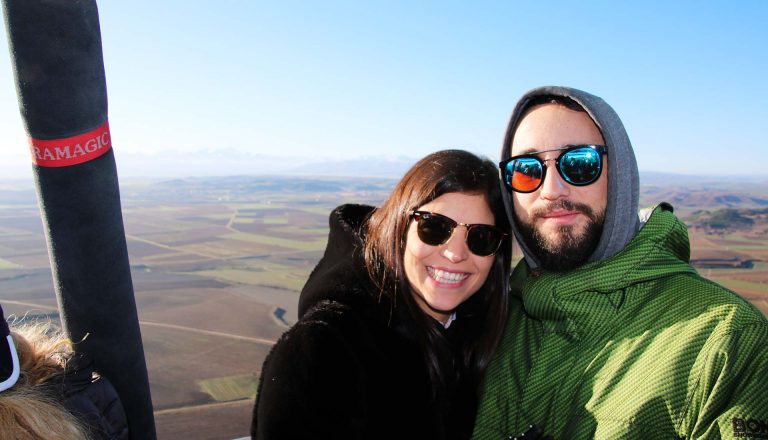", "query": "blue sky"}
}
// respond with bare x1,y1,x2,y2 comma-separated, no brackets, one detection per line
1,1,767,178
